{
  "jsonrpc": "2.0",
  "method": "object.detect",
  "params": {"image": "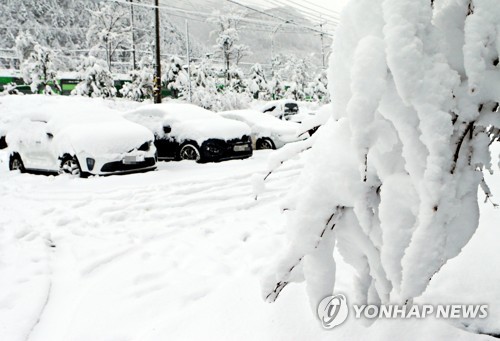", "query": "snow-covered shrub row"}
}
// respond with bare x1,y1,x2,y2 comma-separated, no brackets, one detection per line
264,0,500,315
